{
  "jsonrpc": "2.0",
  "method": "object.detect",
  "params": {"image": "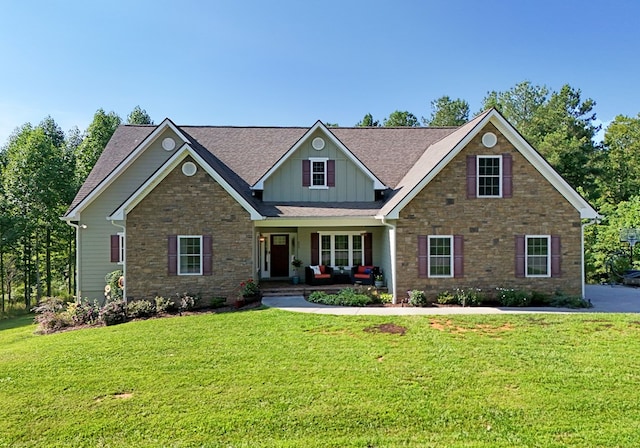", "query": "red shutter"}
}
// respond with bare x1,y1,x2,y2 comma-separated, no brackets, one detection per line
502,153,512,198
168,235,177,276
551,235,561,277
327,160,335,187
310,232,319,265
466,155,477,199
202,235,212,276
454,235,464,278
364,232,373,266
302,160,311,186
418,235,428,278
515,235,525,278
110,235,120,263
